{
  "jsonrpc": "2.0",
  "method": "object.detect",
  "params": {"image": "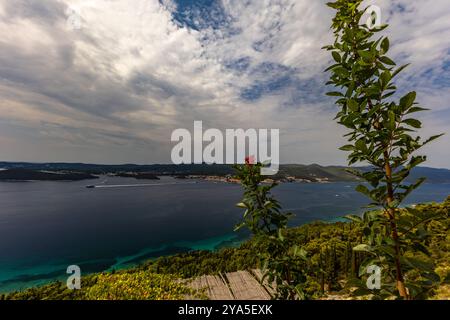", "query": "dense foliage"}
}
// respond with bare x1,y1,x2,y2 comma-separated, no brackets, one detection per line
2,270,201,300
324,0,444,299
0,169,98,181
143,199,450,299
4,197,448,300
85,271,200,300
232,159,309,299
